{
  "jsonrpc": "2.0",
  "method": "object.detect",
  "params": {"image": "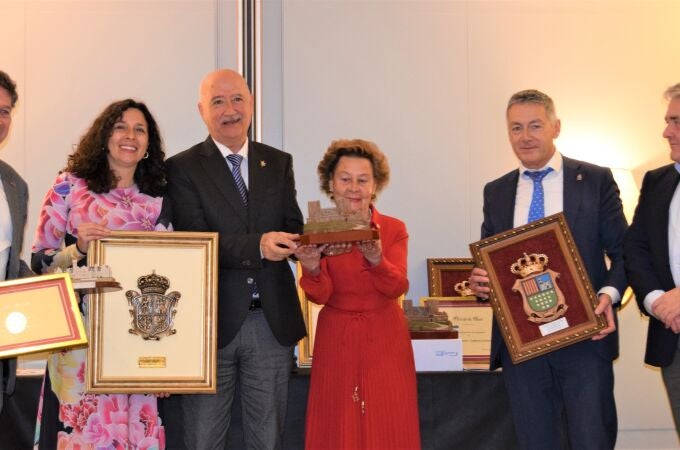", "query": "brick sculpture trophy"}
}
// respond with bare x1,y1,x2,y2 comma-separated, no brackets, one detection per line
299,199,379,245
